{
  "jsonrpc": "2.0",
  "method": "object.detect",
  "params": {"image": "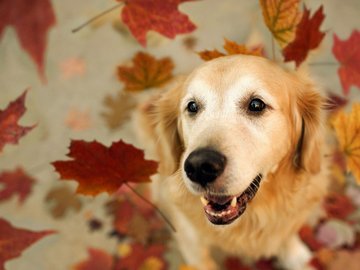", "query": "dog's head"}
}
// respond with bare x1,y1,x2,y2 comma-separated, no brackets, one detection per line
151,55,323,225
